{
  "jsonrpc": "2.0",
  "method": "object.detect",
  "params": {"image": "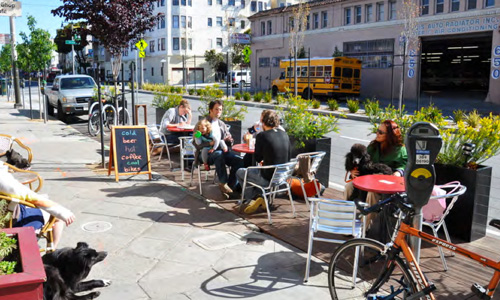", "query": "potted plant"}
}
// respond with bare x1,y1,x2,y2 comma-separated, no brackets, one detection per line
152,92,183,125
197,85,248,144
278,95,342,187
